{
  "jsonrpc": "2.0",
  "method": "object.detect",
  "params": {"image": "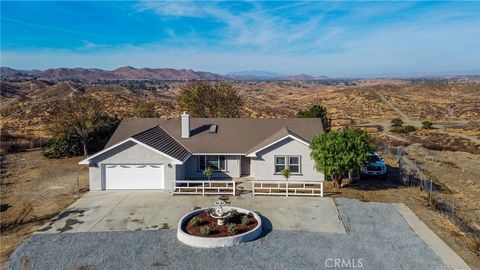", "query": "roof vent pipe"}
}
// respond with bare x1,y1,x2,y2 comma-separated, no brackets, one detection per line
181,112,190,138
